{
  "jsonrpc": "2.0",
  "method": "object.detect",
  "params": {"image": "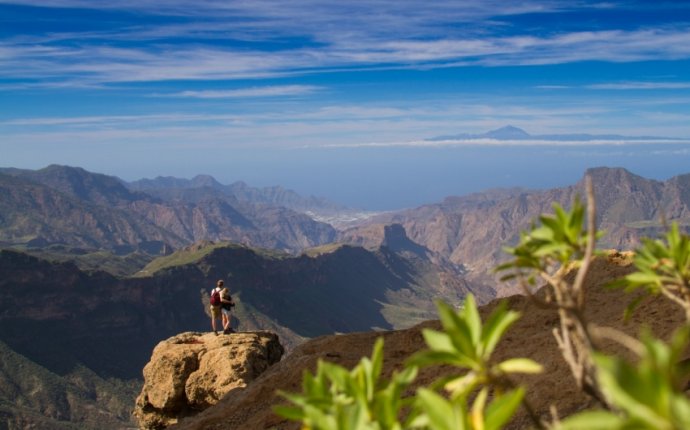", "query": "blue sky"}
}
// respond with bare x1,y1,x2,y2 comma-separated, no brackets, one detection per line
1,1,690,209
